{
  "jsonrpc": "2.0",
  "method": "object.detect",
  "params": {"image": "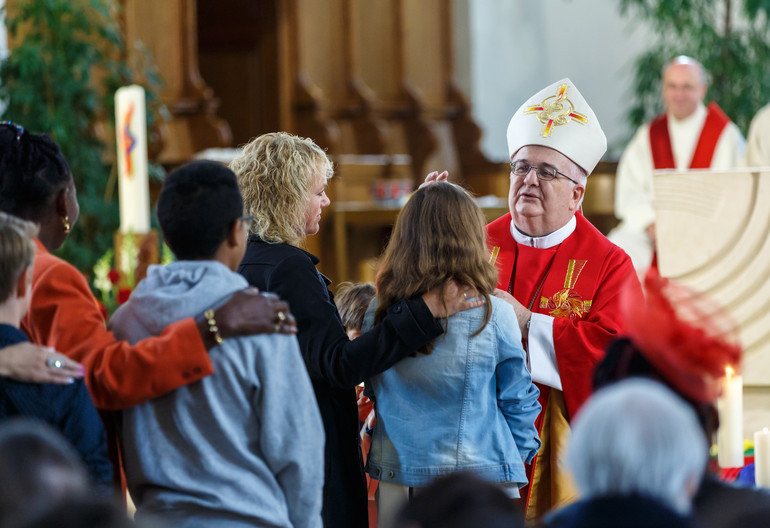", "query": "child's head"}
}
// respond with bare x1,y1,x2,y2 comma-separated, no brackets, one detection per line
375,182,498,332
335,282,376,340
157,161,249,270
0,212,39,319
